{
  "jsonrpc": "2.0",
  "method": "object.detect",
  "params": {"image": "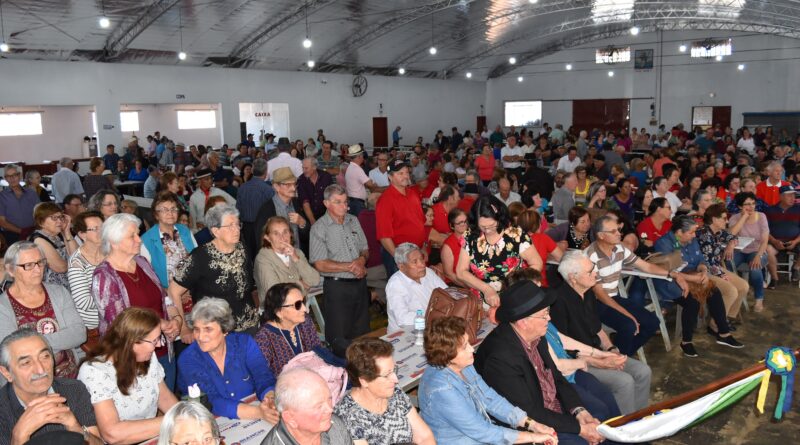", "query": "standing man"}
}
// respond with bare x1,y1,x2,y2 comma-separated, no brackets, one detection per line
344,145,382,217
0,164,40,244
236,158,274,260
188,168,236,231
501,135,524,184
51,158,84,204
254,167,309,255
317,141,341,176
551,173,577,224
368,151,390,188
392,126,402,147
267,139,303,180
451,127,463,150
297,158,333,226
376,160,426,277
309,184,371,356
